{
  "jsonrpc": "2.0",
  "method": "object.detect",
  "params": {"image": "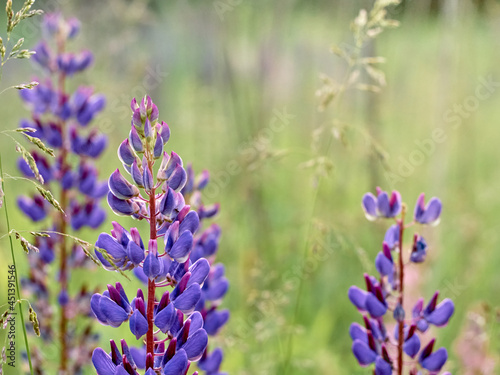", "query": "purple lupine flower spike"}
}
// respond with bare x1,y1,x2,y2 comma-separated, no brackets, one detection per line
350,190,452,374
91,96,222,375
17,12,107,373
